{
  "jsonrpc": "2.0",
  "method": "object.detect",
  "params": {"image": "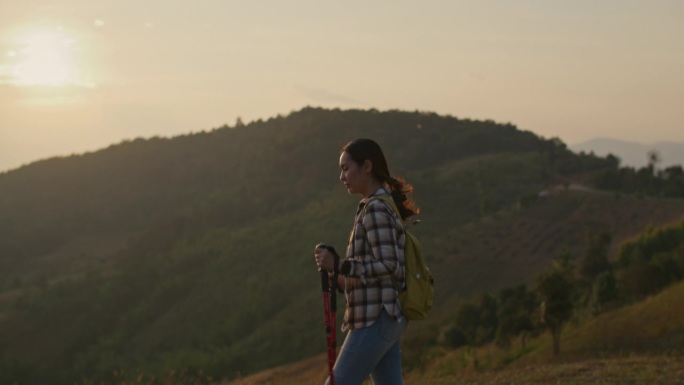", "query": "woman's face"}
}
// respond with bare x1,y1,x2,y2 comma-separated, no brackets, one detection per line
339,151,370,195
